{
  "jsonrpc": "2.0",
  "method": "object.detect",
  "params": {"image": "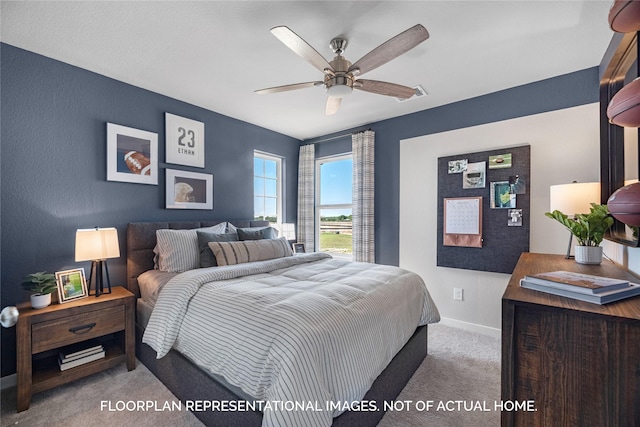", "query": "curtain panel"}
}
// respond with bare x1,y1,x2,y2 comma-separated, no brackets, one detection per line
297,144,315,251
352,130,375,262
